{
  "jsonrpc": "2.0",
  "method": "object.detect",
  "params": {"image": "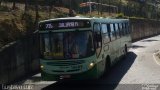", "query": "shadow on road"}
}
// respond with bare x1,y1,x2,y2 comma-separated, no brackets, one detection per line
42,52,137,90
141,39,159,42
131,45,145,49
